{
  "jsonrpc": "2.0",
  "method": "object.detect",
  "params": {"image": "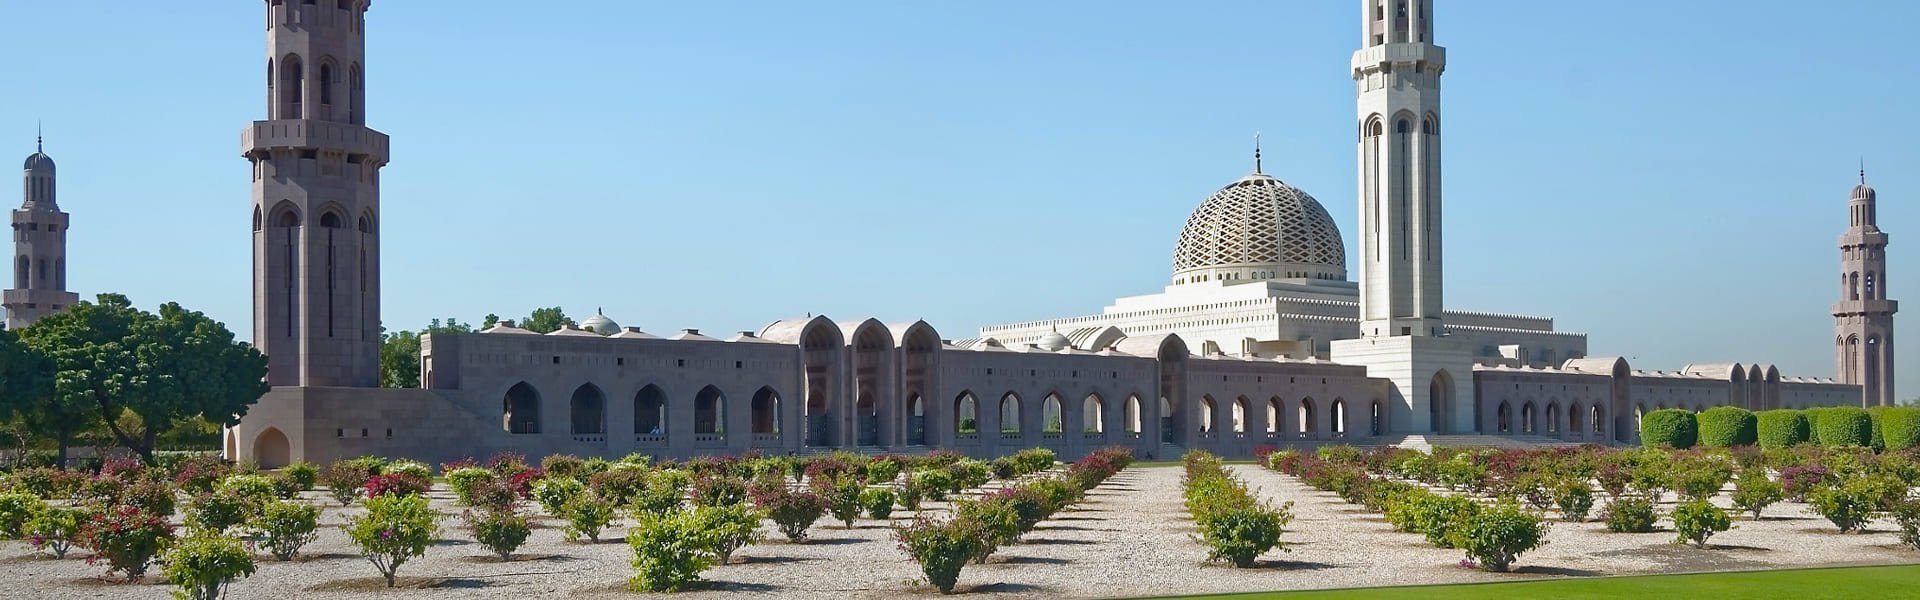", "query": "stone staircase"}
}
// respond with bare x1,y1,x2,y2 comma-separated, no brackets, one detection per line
1386,434,1593,452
